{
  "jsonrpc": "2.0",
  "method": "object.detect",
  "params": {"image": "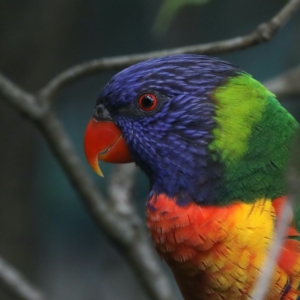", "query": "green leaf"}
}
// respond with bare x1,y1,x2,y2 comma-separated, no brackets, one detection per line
153,0,212,37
